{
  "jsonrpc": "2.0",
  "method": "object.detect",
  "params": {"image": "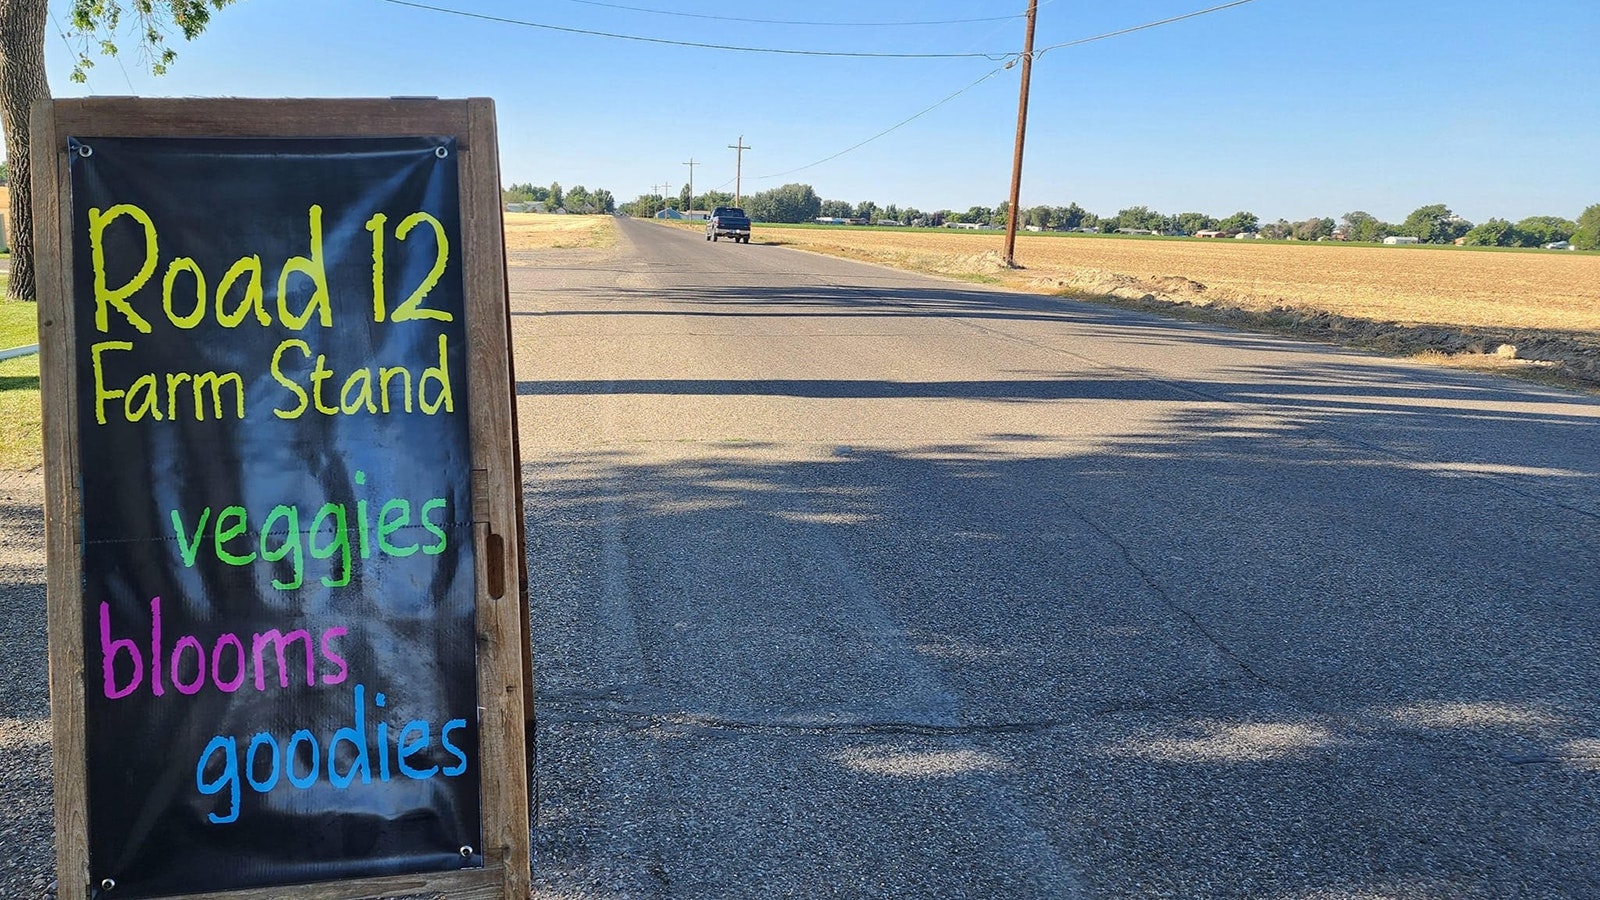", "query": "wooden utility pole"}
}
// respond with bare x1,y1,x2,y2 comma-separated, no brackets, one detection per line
728,135,750,206
1003,0,1039,268
683,158,698,211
